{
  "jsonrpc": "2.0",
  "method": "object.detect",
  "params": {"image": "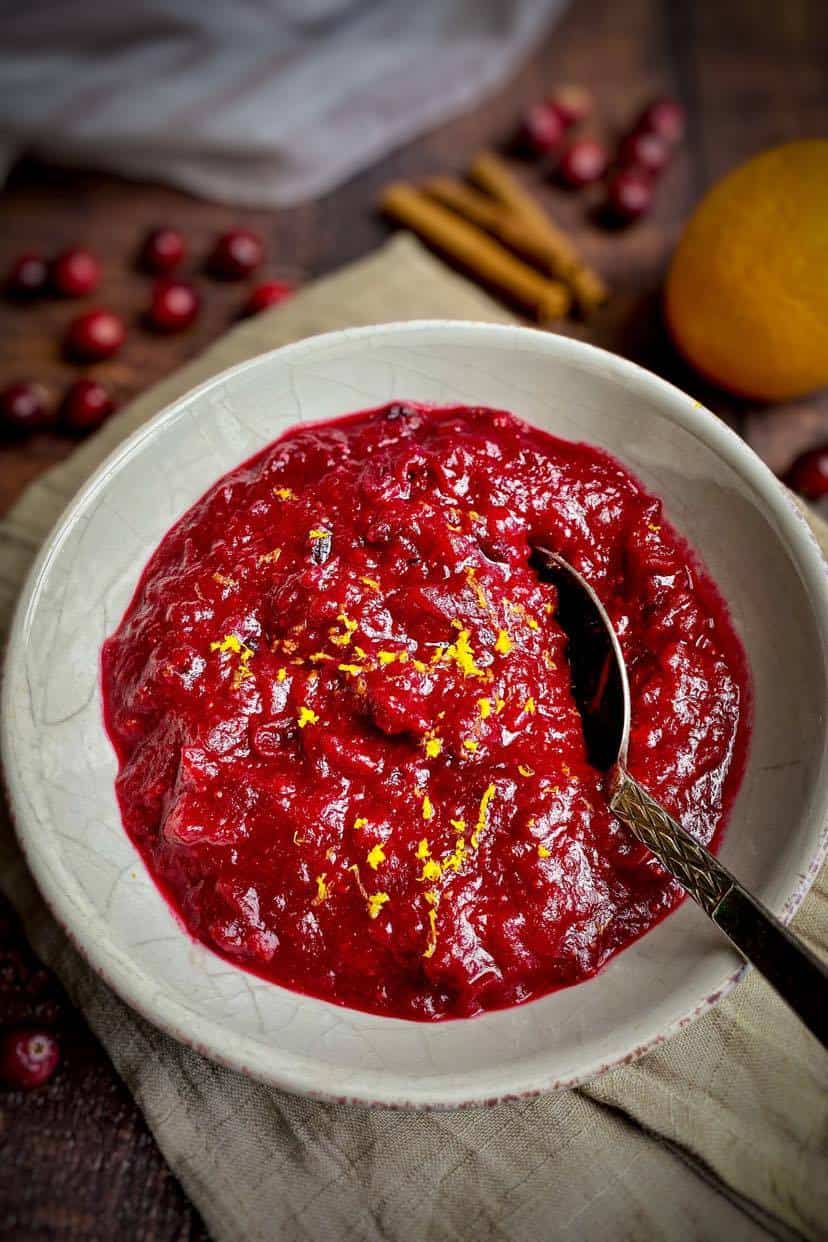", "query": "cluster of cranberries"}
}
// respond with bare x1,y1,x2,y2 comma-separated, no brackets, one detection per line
519,89,686,222
2,228,295,441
